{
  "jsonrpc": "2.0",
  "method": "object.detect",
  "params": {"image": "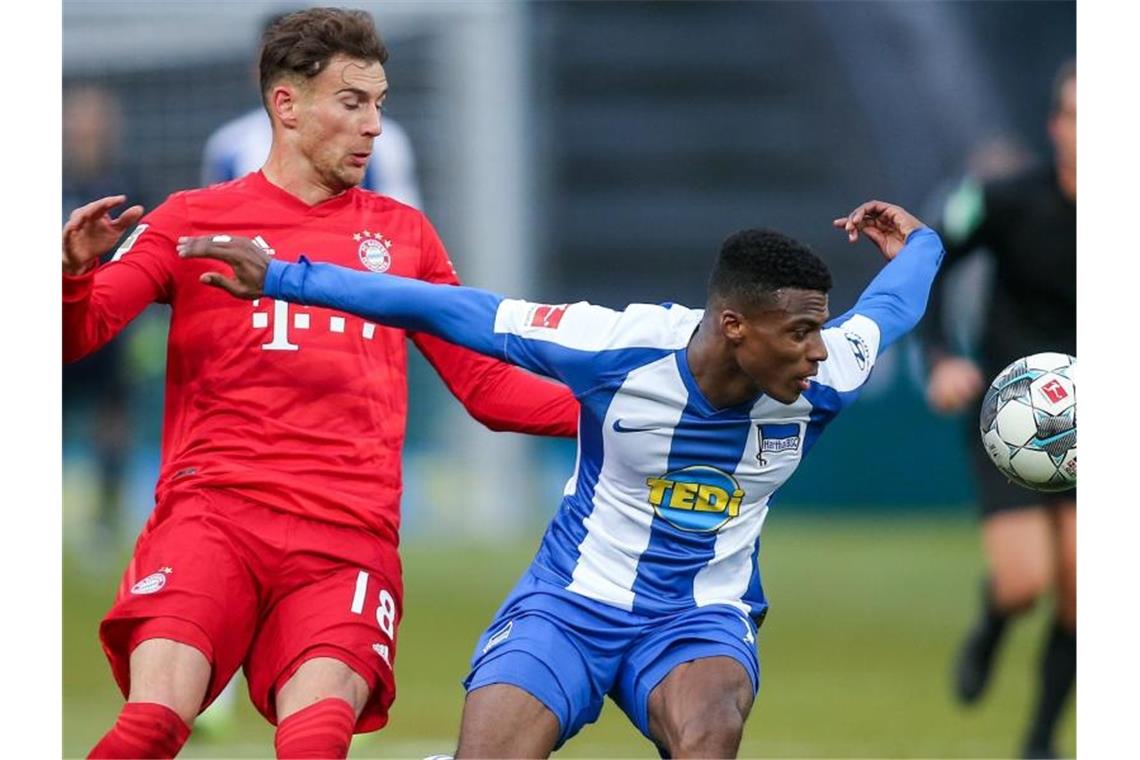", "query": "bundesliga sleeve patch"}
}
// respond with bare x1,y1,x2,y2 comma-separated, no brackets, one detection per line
112,224,149,261
529,304,569,329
